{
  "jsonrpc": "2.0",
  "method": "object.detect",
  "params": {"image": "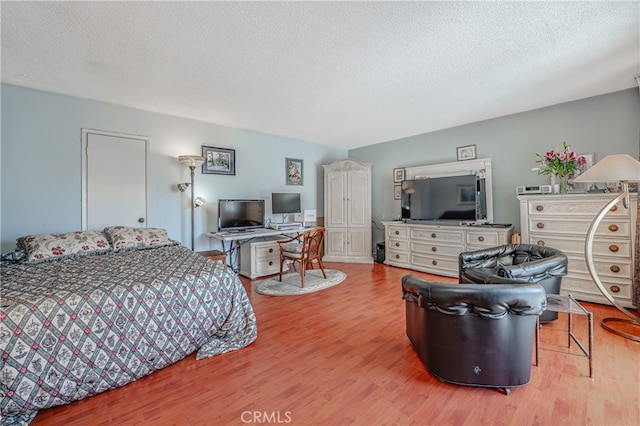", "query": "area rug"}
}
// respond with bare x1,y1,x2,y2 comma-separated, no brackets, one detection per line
254,269,347,296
